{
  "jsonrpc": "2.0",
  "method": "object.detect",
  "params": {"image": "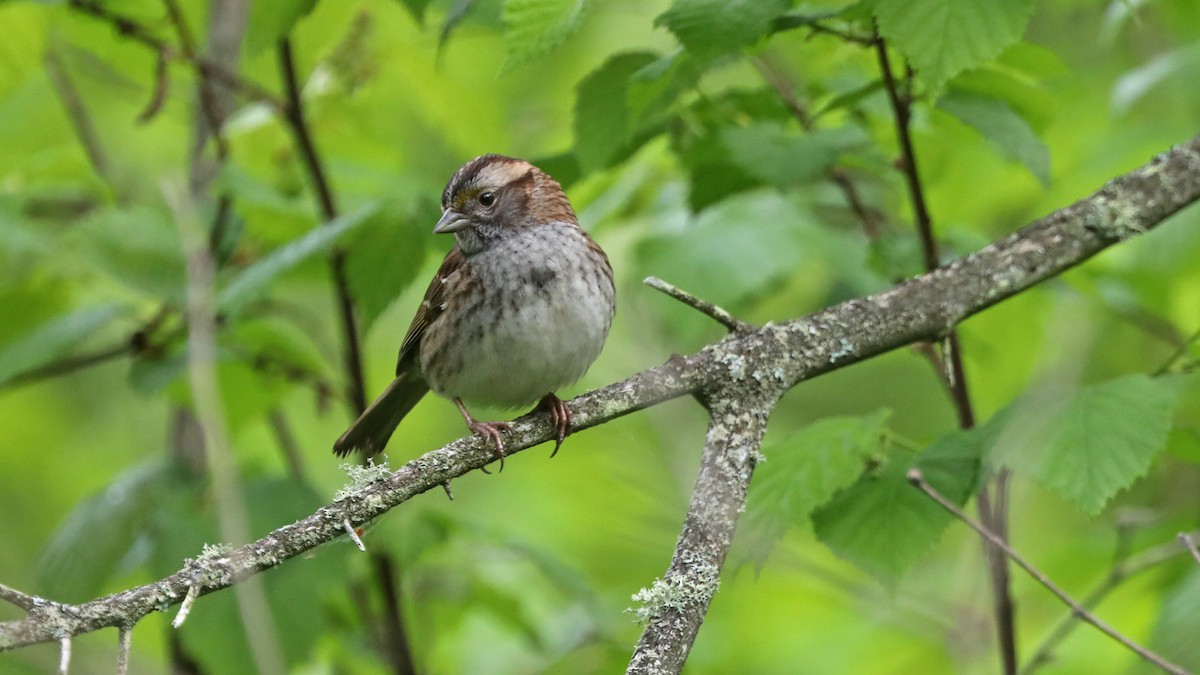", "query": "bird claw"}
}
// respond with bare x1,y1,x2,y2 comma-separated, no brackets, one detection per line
539,394,572,458
470,420,510,474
